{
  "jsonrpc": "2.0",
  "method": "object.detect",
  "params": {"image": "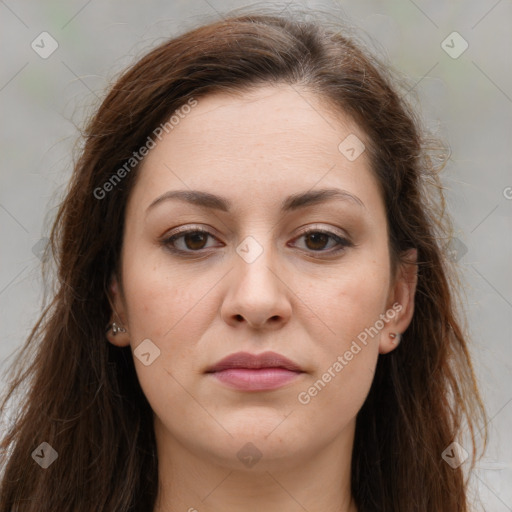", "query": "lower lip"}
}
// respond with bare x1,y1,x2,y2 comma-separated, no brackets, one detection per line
208,368,303,391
